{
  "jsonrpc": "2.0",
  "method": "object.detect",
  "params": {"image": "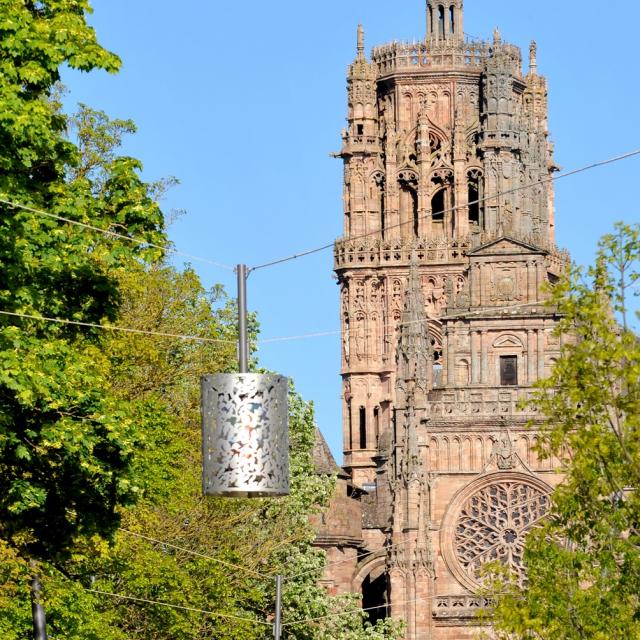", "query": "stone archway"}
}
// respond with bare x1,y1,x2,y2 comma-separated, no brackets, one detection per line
352,554,389,624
